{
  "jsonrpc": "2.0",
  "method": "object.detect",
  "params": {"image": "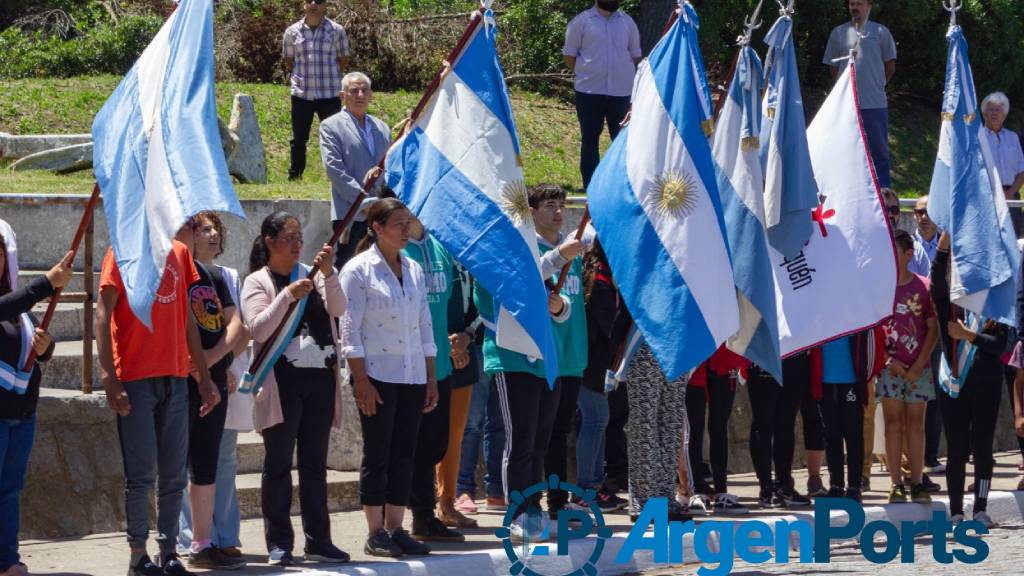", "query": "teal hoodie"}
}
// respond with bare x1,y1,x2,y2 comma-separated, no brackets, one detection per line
538,236,588,377
403,234,454,381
